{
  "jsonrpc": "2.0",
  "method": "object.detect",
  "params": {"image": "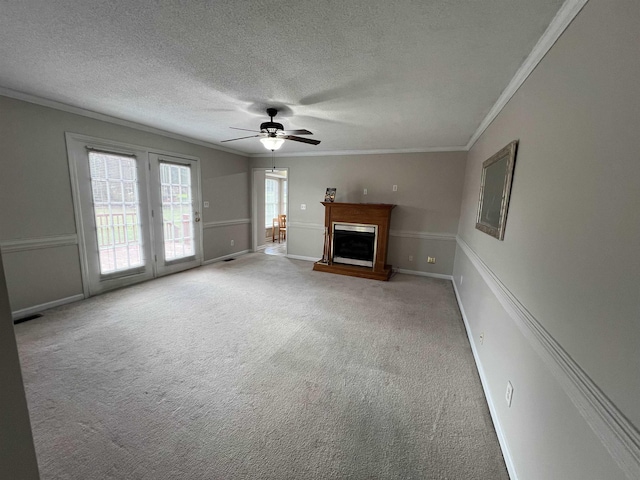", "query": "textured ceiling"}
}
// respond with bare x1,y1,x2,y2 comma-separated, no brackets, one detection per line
0,0,565,155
